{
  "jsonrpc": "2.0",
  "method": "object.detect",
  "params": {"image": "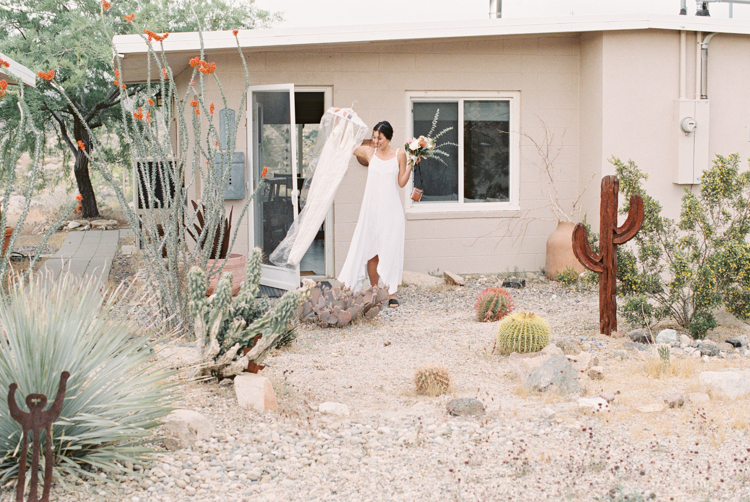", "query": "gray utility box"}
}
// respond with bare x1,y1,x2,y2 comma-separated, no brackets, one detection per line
216,152,245,200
